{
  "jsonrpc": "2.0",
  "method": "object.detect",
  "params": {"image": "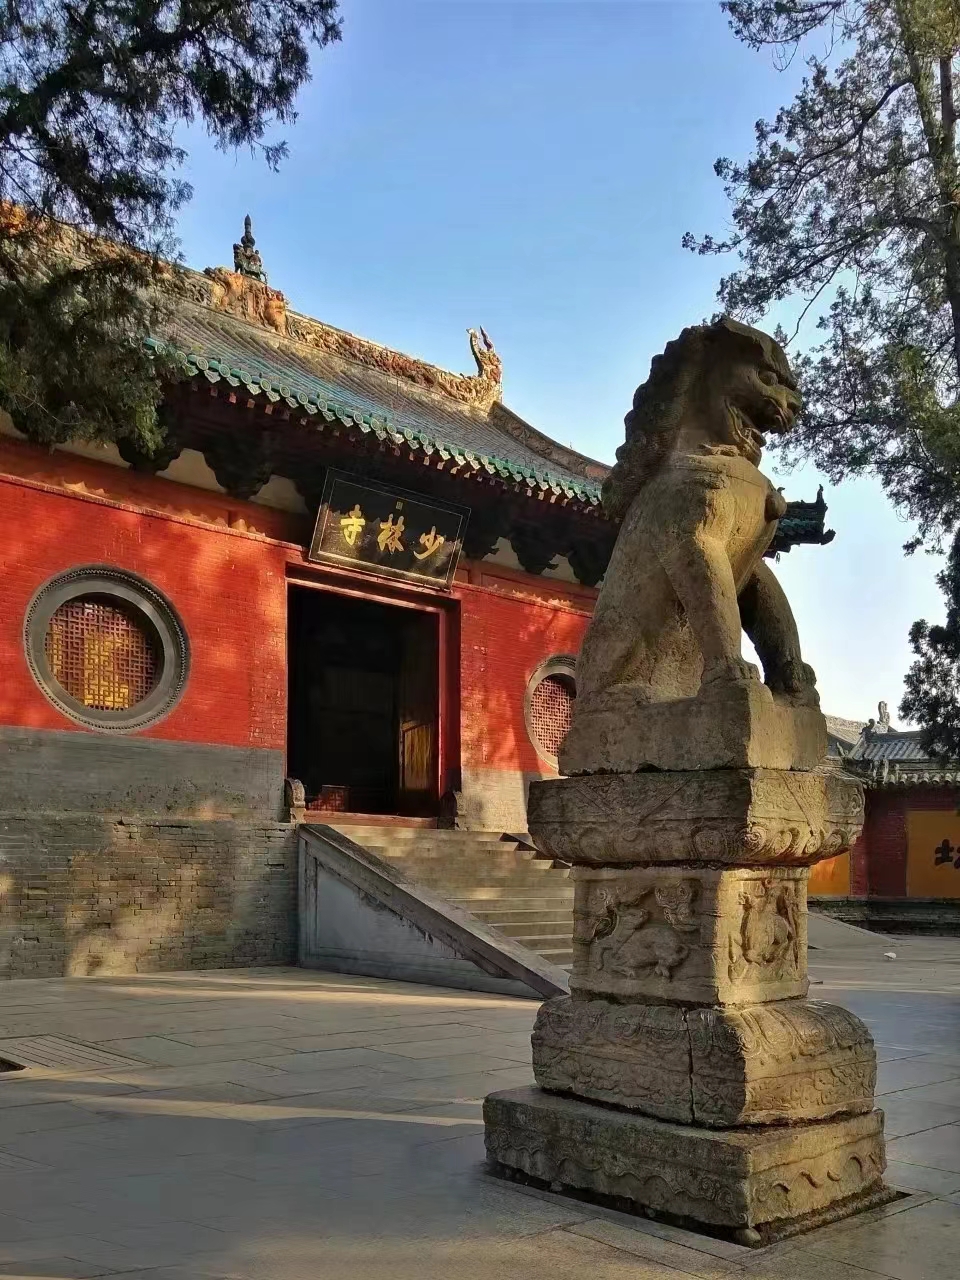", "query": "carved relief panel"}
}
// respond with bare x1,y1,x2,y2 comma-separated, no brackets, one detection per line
689,1000,877,1127
528,768,863,868
532,997,693,1123
570,866,809,1007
